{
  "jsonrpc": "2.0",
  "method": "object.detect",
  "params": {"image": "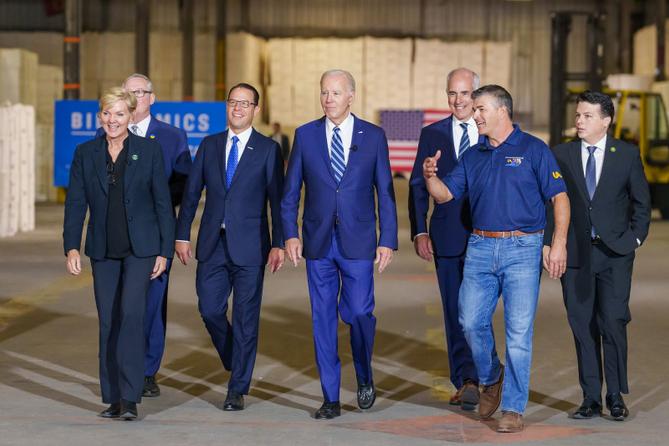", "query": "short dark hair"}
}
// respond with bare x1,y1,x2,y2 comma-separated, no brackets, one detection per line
228,82,260,105
576,90,615,121
472,84,513,119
